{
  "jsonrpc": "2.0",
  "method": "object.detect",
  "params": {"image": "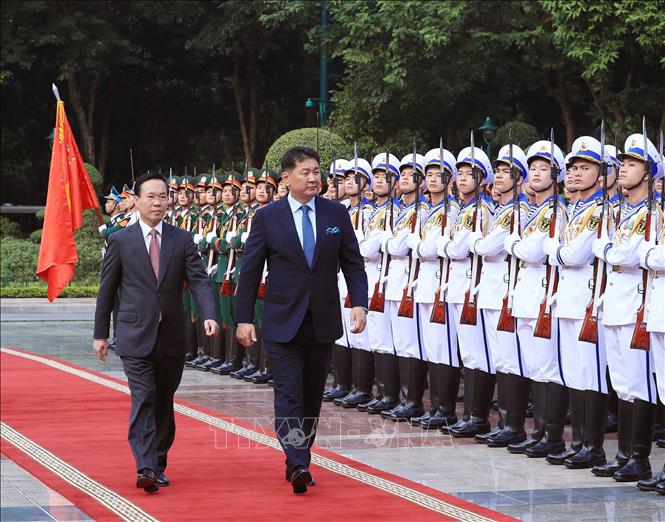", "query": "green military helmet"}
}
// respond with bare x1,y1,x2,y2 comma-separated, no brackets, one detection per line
257,168,280,189
223,171,244,190
244,167,260,185
180,176,196,192
196,173,210,188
